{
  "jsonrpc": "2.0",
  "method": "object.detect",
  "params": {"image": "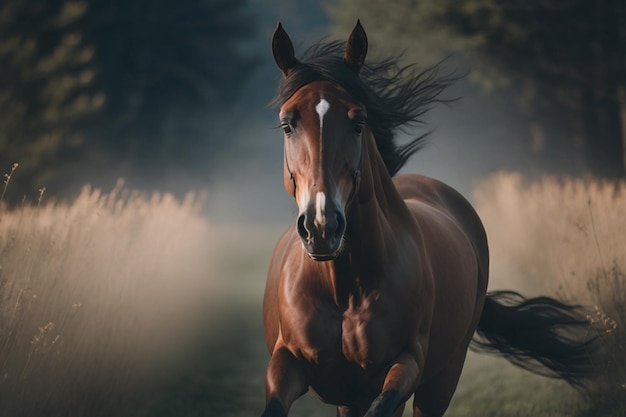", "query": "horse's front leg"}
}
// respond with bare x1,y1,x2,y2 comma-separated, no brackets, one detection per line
364,351,422,417
261,344,309,417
